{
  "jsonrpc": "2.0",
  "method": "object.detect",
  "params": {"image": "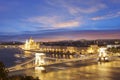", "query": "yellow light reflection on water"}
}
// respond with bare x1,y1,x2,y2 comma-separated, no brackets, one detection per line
22,60,120,80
